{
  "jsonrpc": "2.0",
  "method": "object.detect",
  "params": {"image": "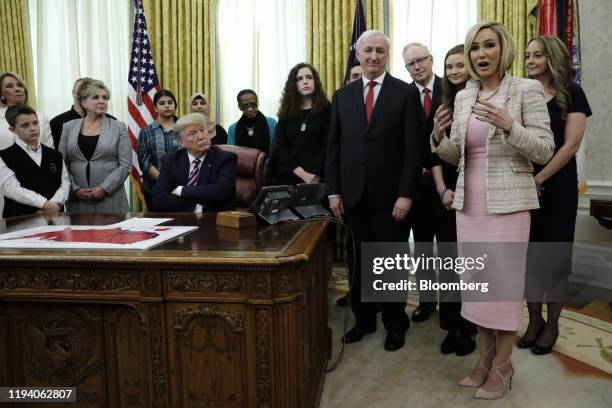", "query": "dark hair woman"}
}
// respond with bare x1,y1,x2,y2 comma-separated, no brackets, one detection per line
137,89,180,210
268,63,331,185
